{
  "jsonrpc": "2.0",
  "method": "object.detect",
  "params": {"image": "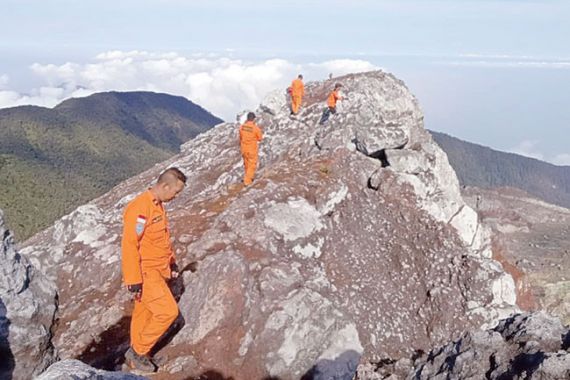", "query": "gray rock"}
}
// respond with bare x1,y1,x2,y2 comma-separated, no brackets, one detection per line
0,209,57,379
408,312,570,380
36,359,146,380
